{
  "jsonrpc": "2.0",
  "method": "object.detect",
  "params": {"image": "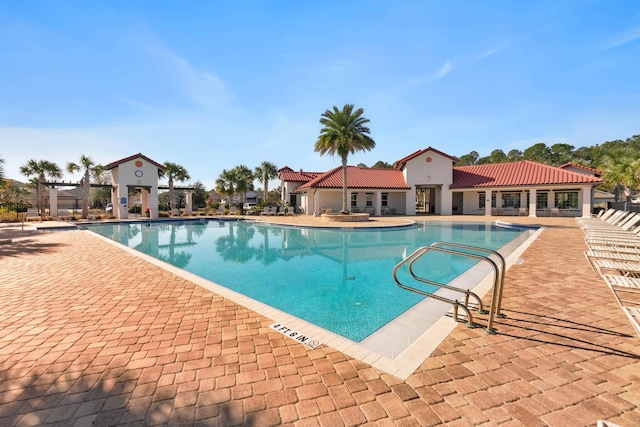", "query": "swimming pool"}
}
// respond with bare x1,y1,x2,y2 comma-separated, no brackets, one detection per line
84,219,530,343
